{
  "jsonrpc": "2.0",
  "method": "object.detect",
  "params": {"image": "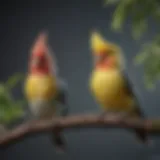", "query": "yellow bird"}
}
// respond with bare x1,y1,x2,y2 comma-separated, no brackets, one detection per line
89,31,148,143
